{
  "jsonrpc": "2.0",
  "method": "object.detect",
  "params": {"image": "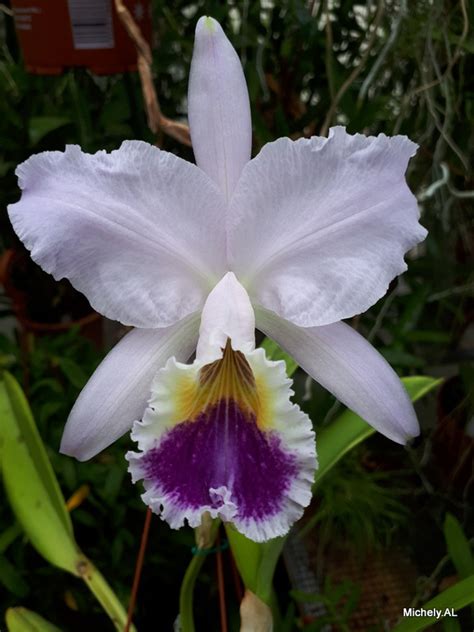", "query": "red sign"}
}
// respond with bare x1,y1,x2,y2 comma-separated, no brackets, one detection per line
11,0,152,75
